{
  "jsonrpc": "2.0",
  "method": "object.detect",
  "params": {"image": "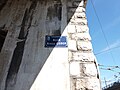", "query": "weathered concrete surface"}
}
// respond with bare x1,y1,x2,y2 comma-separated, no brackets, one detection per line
0,0,101,90
0,0,69,90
